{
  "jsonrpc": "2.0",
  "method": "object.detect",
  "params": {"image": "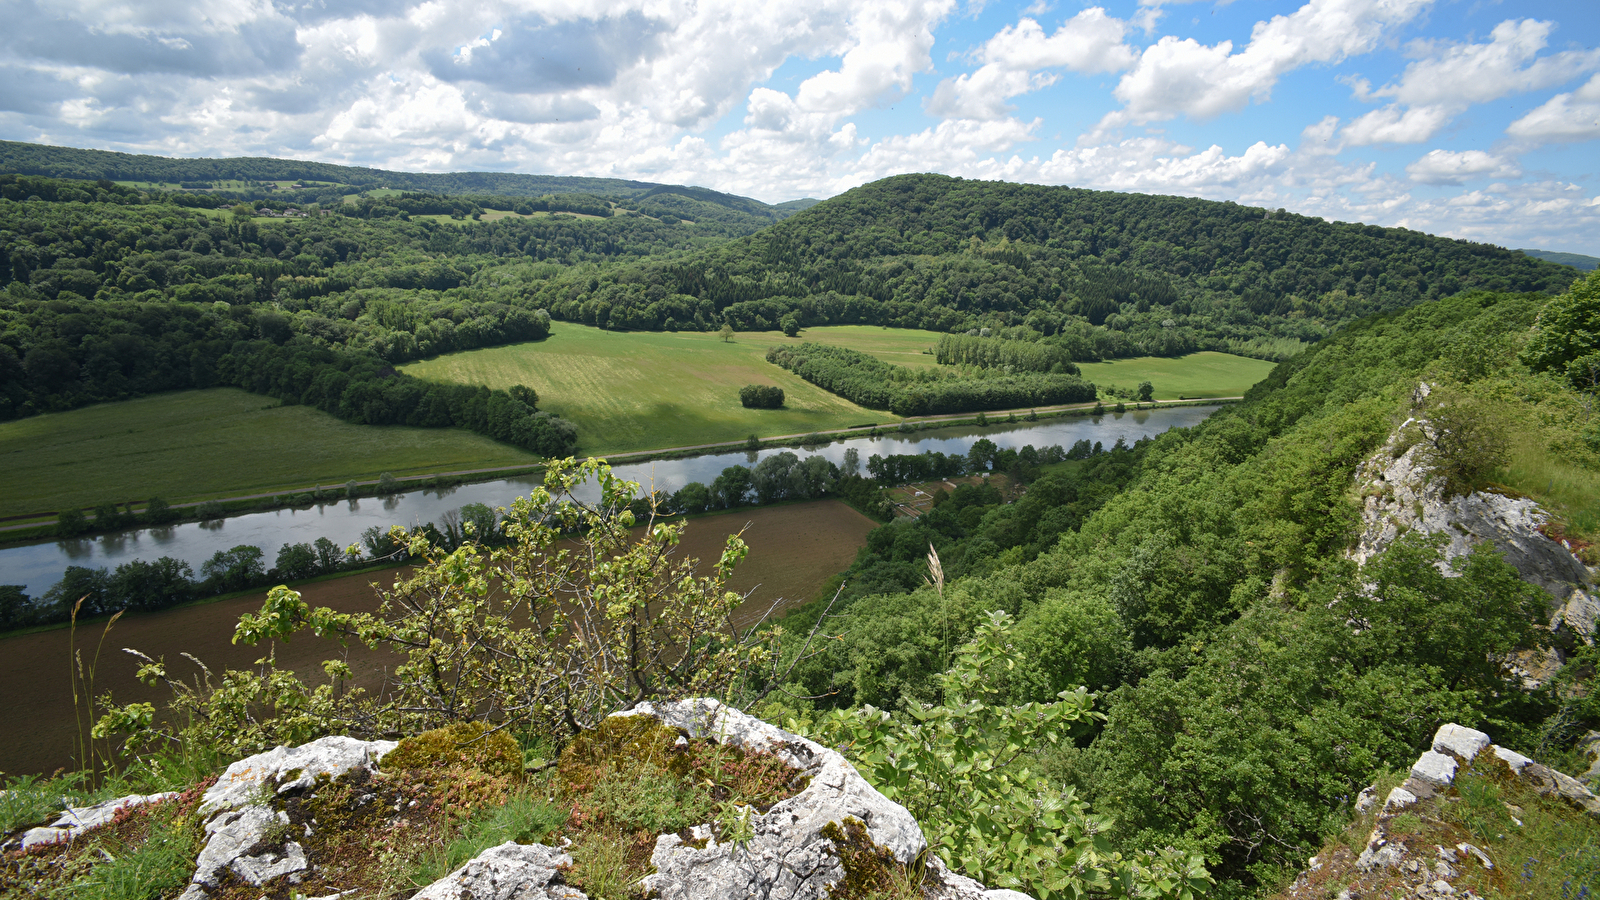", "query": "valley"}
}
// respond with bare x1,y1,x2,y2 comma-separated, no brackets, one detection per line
1,144,1597,900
